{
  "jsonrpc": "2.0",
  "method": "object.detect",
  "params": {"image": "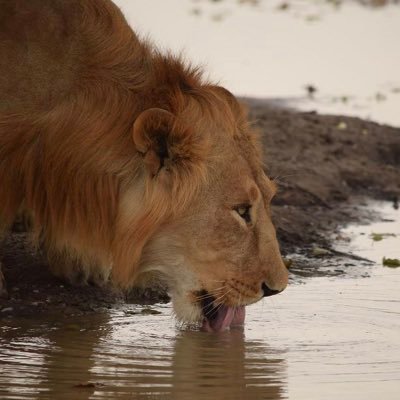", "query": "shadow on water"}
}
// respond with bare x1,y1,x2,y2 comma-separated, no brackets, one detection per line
0,312,287,399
